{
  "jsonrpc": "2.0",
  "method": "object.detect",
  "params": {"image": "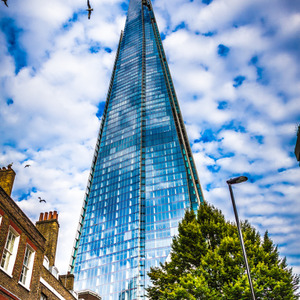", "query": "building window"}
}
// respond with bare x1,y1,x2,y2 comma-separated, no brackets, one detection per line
40,293,47,300
43,255,49,269
0,227,20,275
19,245,35,288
